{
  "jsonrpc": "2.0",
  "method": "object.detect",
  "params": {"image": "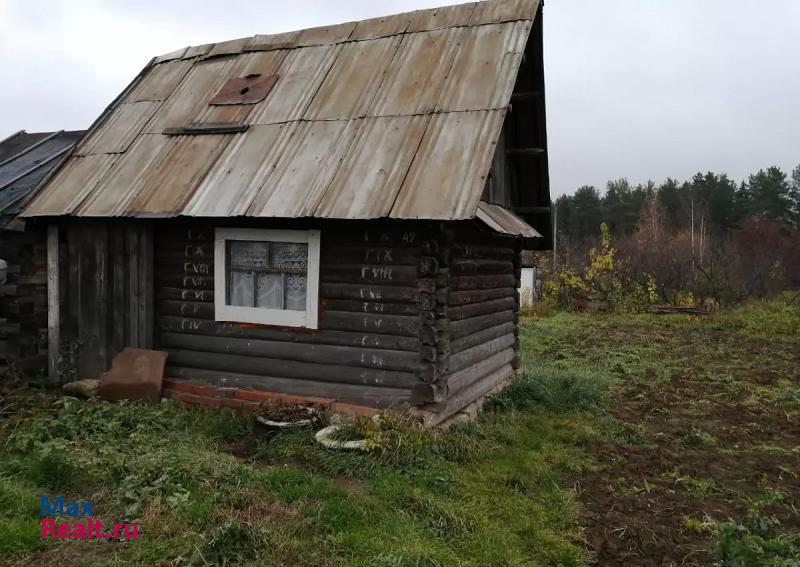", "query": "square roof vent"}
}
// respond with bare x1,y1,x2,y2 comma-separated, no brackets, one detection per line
209,73,279,105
